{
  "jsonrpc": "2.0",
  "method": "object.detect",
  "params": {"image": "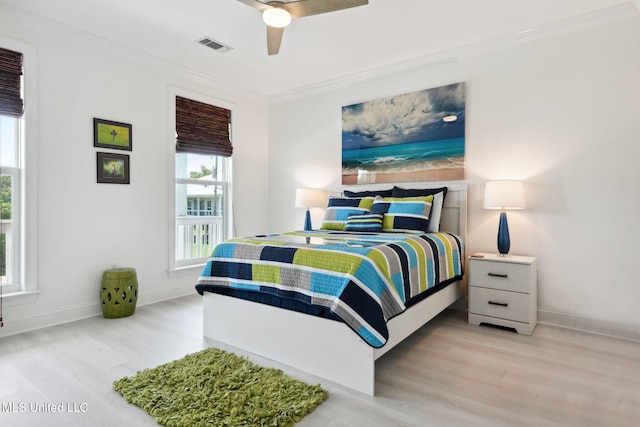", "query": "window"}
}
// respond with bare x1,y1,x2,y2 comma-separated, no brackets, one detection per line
0,116,20,293
0,46,24,295
175,154,231,267
173,94,233,269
